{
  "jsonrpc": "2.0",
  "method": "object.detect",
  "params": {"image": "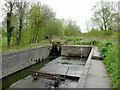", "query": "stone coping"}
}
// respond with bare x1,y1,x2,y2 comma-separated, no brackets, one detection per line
76,46,94,88
62,45,93,47
1,45,51,58
1,45,50,55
